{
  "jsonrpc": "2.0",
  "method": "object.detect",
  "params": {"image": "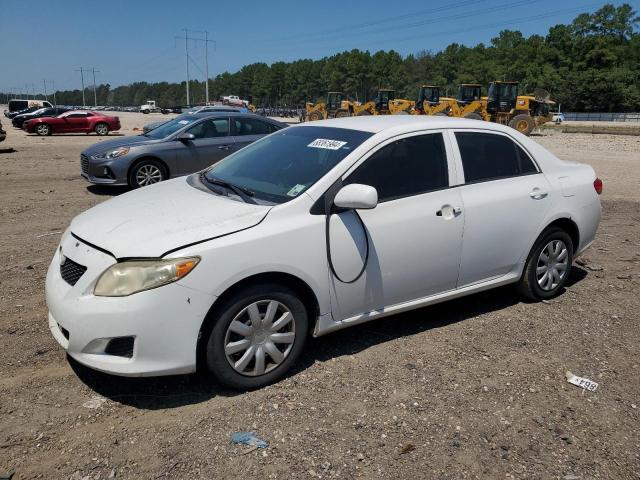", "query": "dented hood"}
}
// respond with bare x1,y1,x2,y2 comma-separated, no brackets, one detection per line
70,177,271,258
